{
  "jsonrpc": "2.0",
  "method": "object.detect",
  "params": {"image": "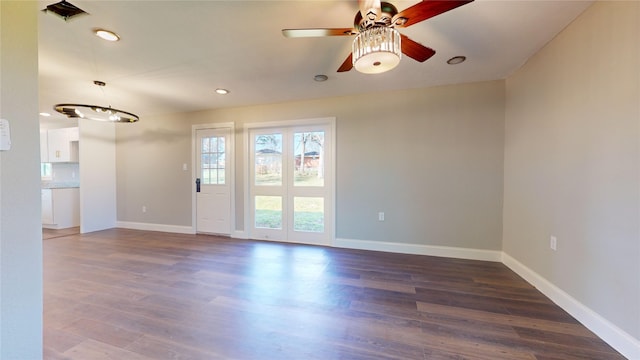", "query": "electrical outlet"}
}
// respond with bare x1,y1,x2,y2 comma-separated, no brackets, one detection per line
142,206,147,213
550,236,557,251
182,163,188,171
378,212,385,221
